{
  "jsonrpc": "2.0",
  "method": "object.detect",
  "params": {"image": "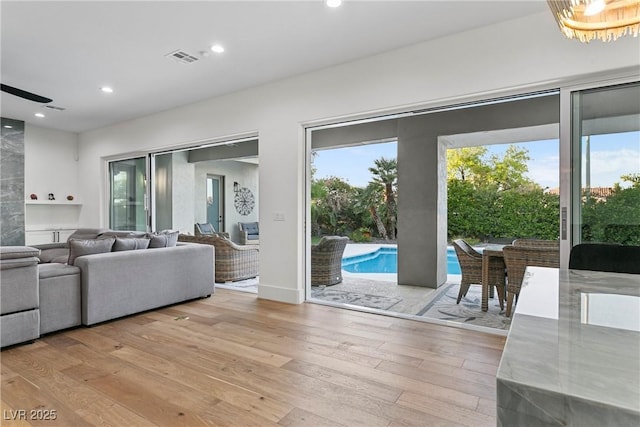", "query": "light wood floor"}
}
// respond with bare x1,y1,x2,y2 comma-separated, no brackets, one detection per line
1,289,505,426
